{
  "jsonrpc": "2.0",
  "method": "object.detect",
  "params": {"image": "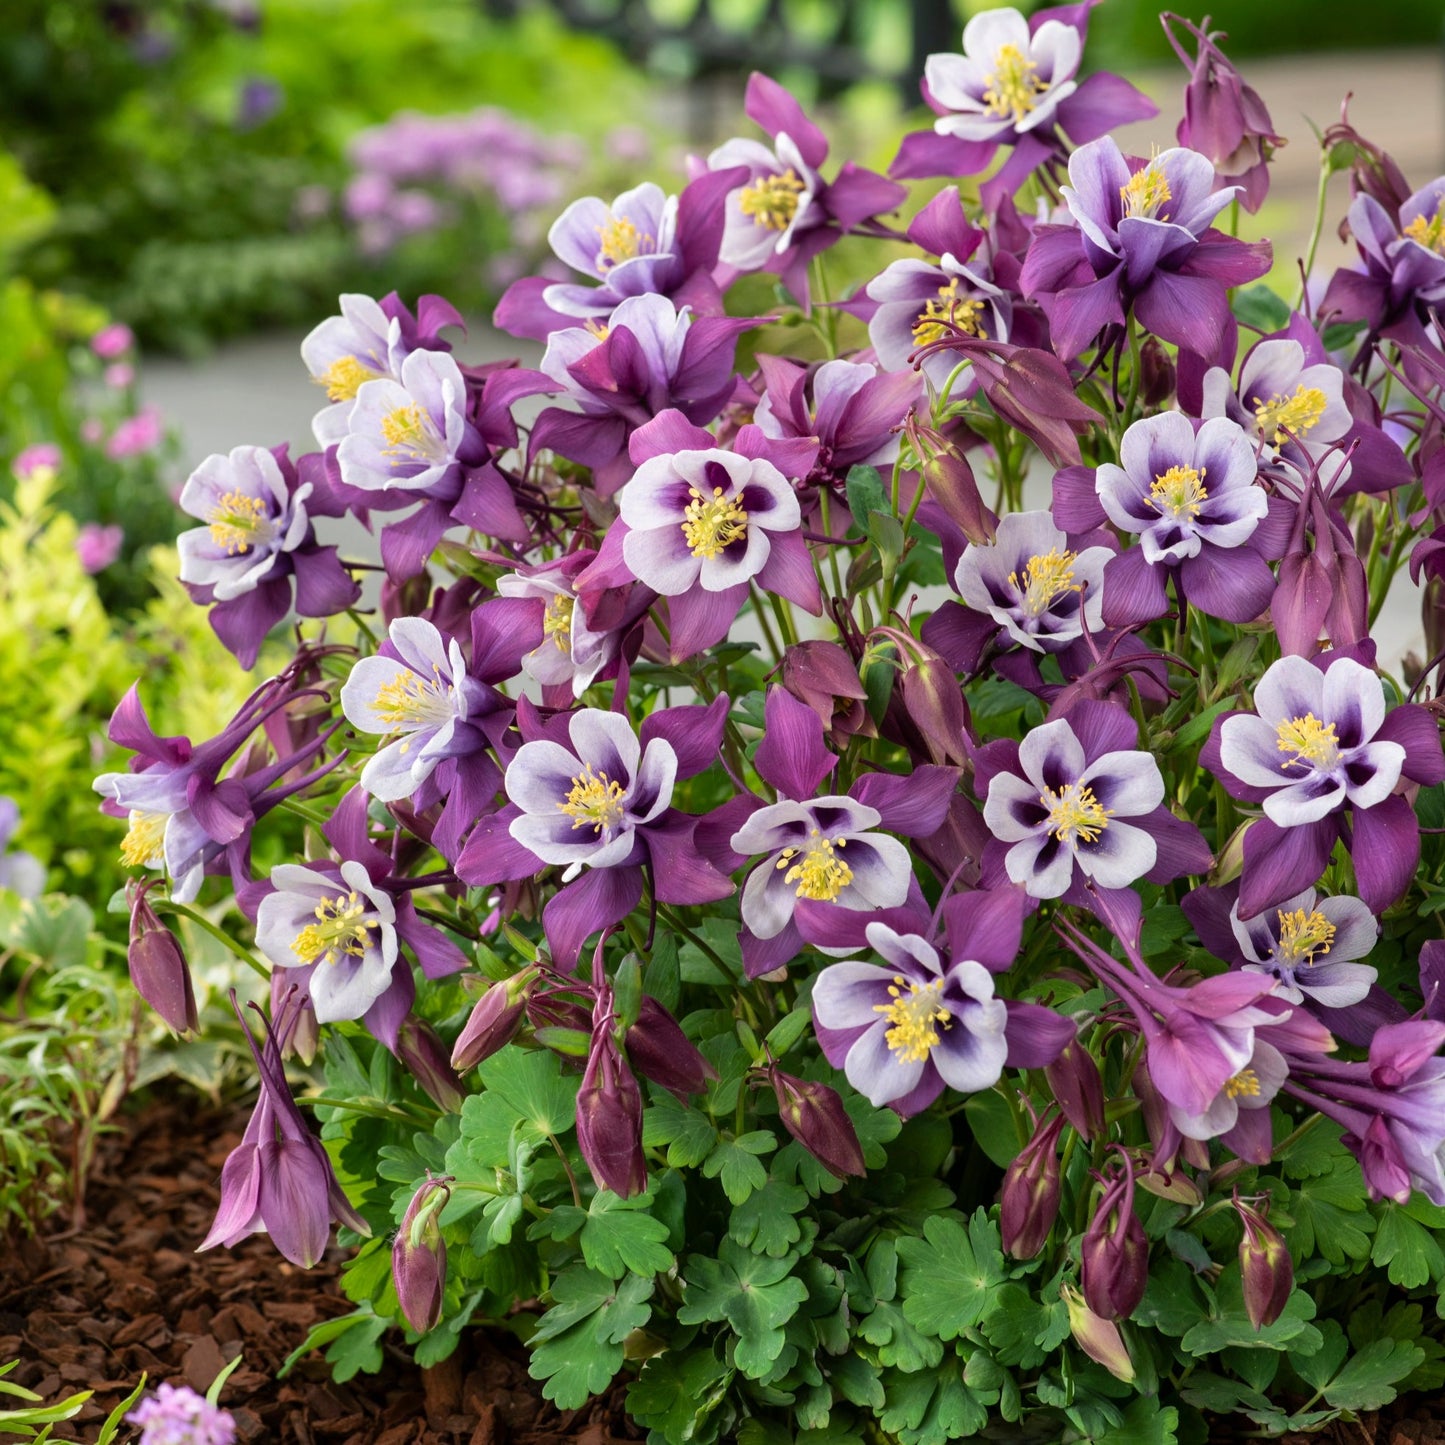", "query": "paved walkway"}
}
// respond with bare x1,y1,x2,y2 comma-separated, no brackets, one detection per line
140,50,1444,672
